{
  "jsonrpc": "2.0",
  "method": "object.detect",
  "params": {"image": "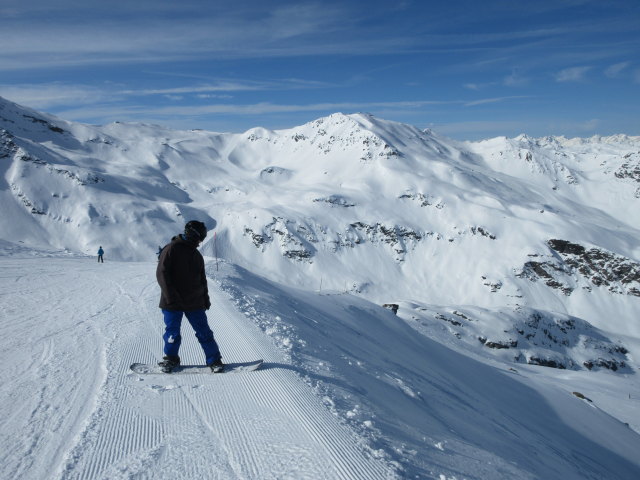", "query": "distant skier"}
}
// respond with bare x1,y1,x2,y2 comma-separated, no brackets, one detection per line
97,246,104,263
156,220,224,373
156,245,163,260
